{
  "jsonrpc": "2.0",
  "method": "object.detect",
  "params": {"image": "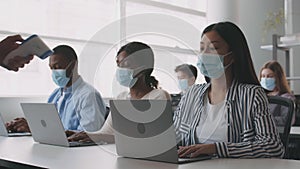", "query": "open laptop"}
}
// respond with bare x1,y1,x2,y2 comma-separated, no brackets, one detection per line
20,103,100,147
110,100,212,164
0,96,47,121
0,113,31,137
